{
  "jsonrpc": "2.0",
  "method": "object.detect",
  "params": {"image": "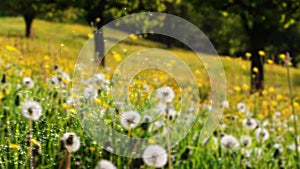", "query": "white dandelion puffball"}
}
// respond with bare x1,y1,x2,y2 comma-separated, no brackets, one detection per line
237,102,247,113
221,100,229,108
84,86,98,100
242,118,257,130
22,77,34,88
142,145,168,168
157,86,175,103
254,128,270,142
221,135,240,151
60,132,80,153
95,159,116,169
21,101,42,121
240,135,252,147
162,105,178,121
94,73,107,85
120,111,141,129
